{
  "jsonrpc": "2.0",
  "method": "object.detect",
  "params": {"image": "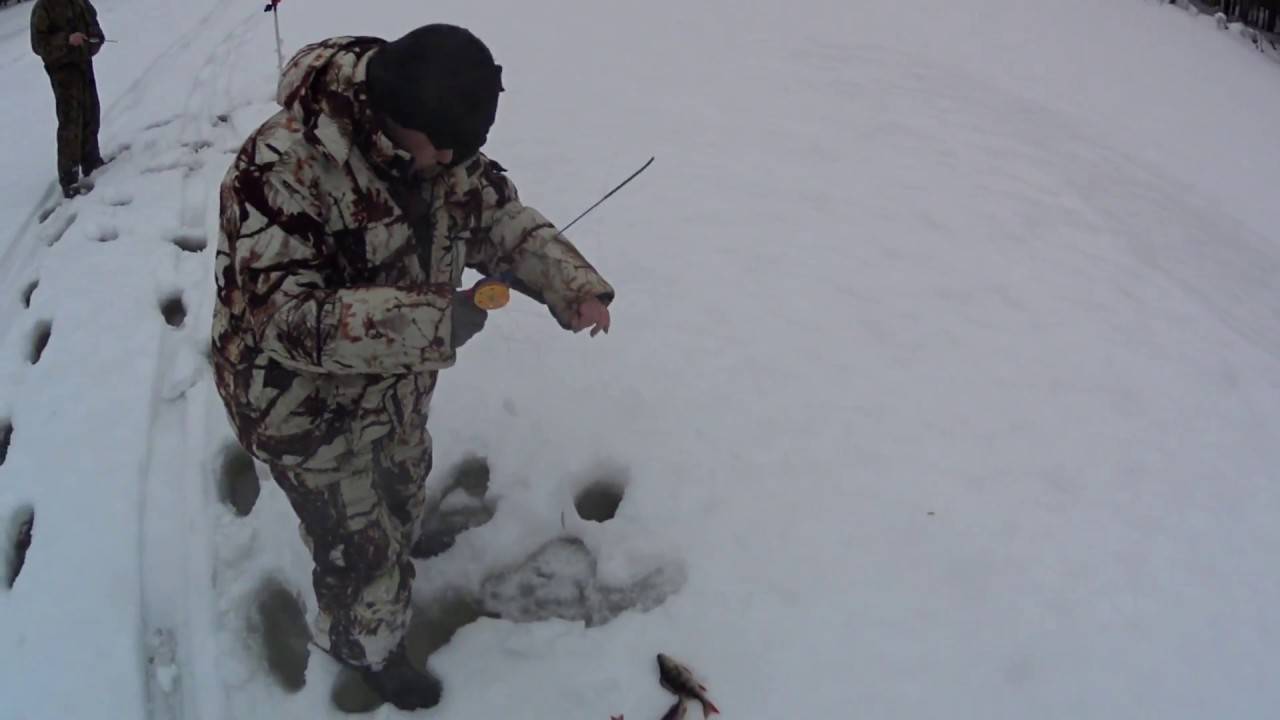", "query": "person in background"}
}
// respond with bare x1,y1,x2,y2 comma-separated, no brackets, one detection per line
30,0,106,198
